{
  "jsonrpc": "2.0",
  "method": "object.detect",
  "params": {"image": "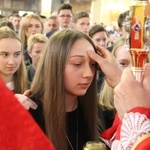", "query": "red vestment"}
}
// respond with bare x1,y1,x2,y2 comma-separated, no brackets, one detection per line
0,77,55,150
